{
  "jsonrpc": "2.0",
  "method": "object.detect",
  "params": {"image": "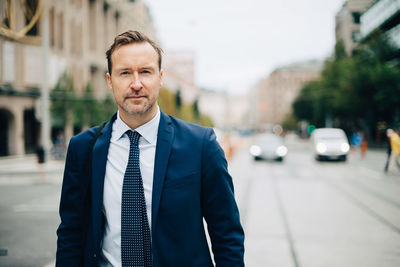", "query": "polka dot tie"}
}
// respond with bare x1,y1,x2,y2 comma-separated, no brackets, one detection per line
121,131,153,267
